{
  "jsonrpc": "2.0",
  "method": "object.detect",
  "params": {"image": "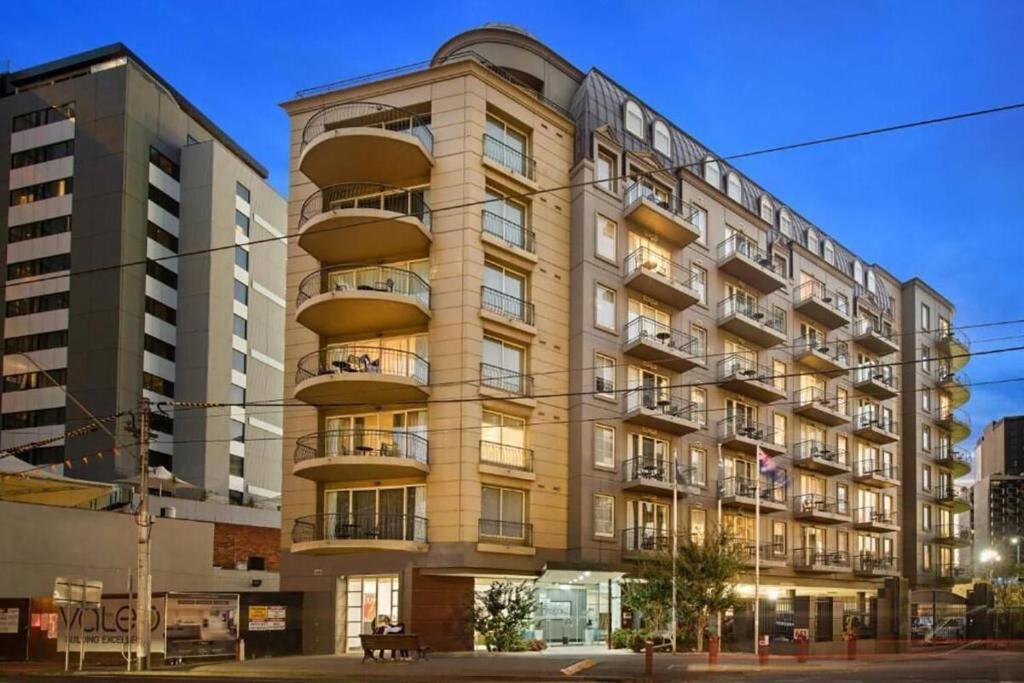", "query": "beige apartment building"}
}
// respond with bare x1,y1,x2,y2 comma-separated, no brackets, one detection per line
279,25,973,653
